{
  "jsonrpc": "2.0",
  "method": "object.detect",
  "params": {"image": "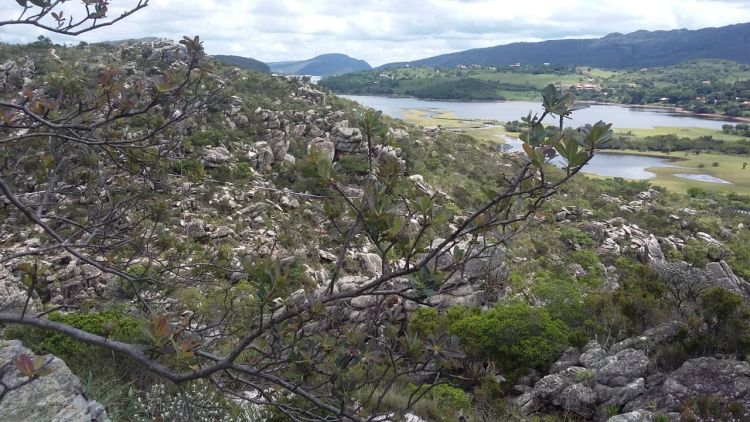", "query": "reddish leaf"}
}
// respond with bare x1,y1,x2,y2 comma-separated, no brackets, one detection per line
15,354,35,377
